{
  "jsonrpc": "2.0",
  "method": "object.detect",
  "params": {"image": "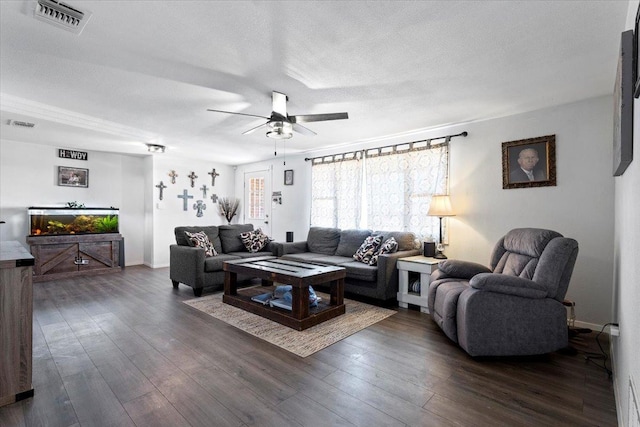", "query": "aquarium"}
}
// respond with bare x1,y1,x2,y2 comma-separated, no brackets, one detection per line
28,207,119,236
